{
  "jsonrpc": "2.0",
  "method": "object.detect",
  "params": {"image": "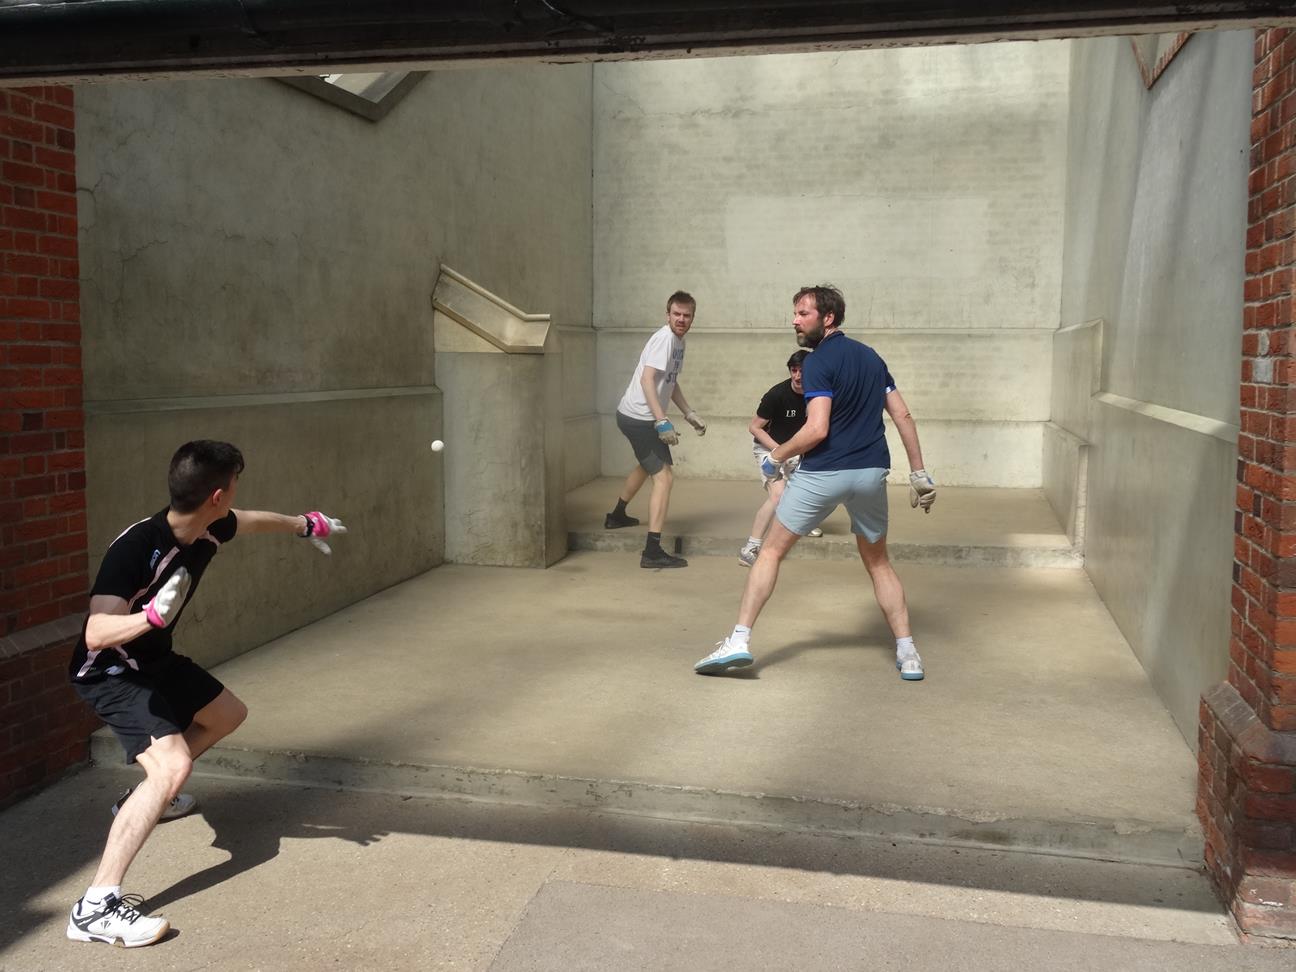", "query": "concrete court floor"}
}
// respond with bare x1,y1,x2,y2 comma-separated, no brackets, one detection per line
80,480,1201,868
2,769,1293,970
2,482,1272,968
